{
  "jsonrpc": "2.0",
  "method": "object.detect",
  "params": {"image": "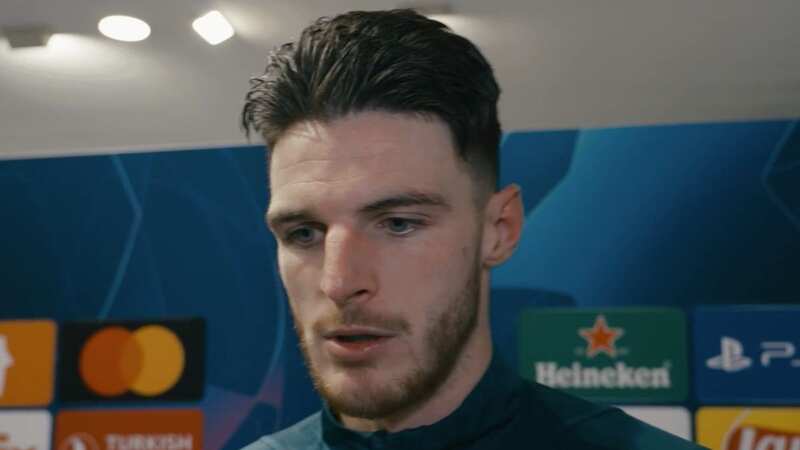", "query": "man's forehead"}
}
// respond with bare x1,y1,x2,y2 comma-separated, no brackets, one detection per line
272,113,452,160
268,163,448,216
266,112,471,215
268,113,461,186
